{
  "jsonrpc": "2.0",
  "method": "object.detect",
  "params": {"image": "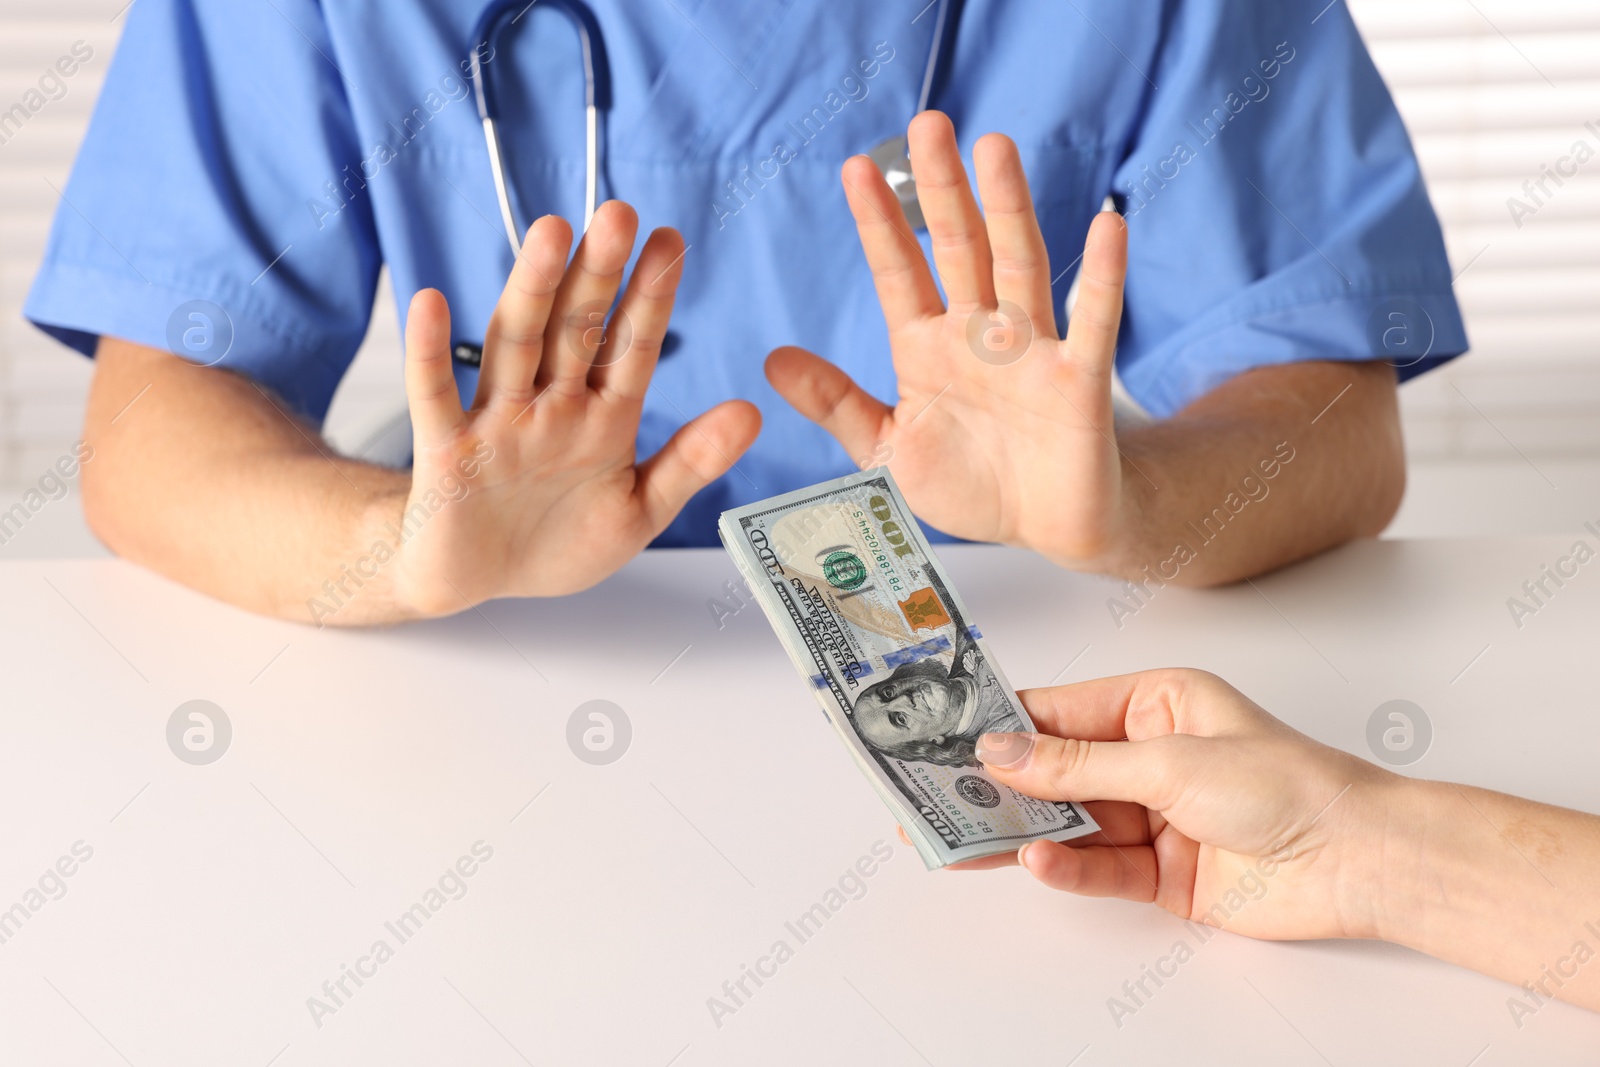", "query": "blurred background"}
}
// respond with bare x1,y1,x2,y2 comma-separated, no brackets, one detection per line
2,0,1597,557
